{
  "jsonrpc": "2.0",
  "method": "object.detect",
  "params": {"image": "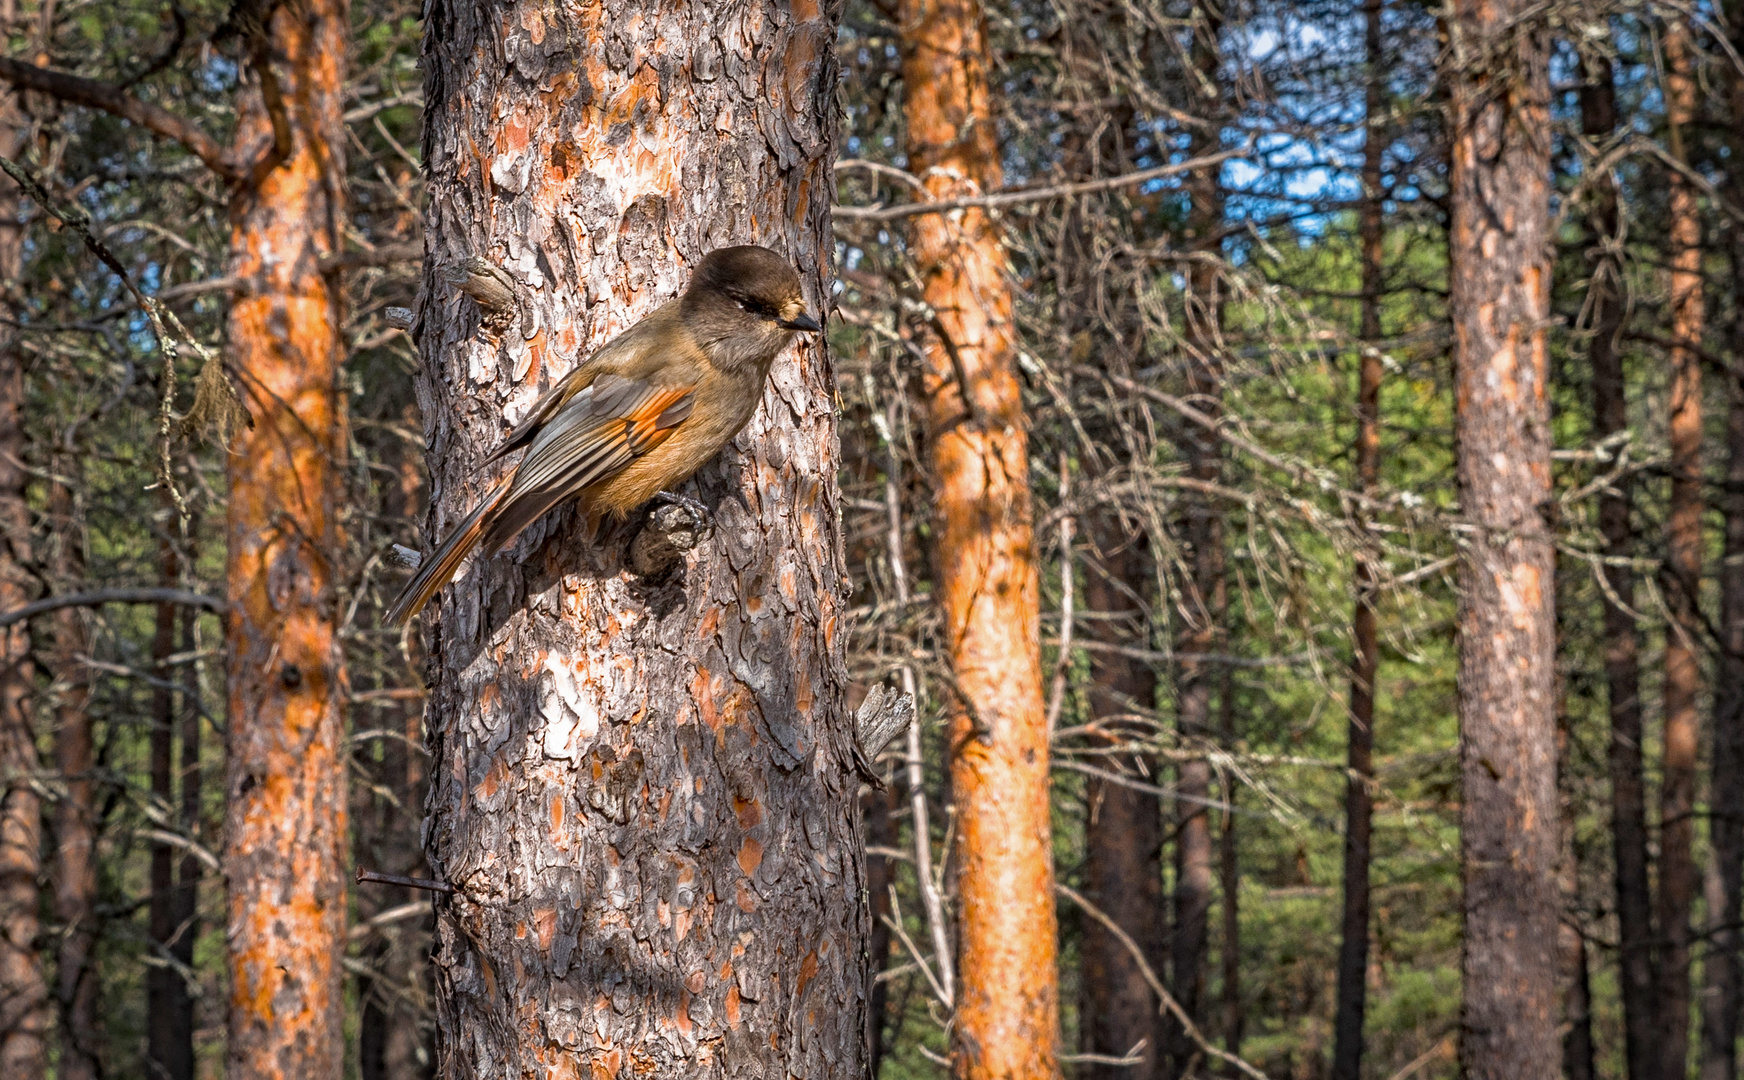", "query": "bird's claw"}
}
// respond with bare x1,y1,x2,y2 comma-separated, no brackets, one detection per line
629,492,713,577
649,490,713,536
